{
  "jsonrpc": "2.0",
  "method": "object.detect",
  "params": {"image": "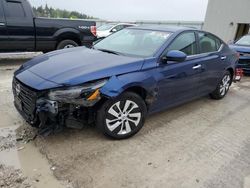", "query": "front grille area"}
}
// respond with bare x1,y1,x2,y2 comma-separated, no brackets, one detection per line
12,78,38,123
